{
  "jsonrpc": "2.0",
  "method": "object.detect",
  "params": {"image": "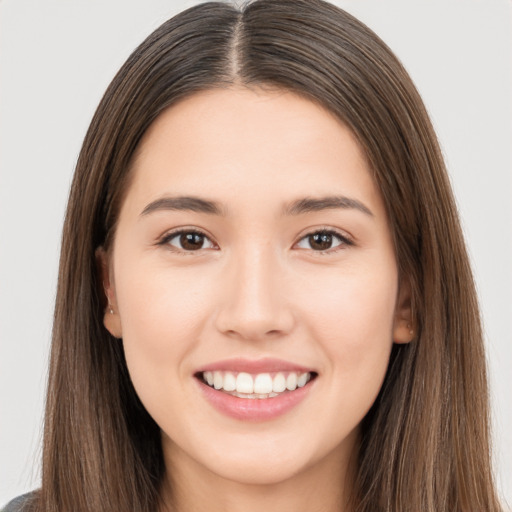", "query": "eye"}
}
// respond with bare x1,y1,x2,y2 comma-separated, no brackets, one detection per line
160,229,216,252
295,230,352,252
